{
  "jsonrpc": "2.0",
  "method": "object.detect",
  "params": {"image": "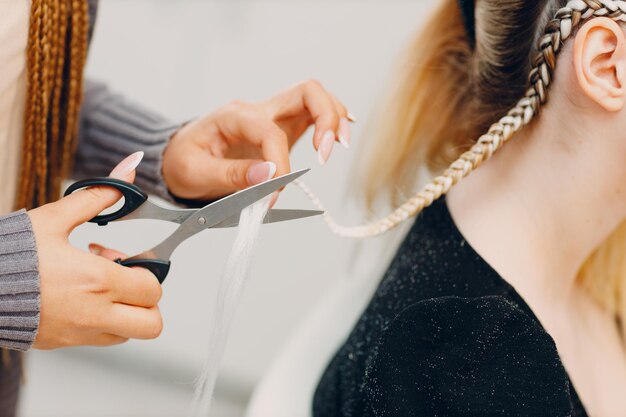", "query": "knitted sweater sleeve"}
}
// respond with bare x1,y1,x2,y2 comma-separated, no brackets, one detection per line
0,210,40,351
73,79,182,200
0,80,182,351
